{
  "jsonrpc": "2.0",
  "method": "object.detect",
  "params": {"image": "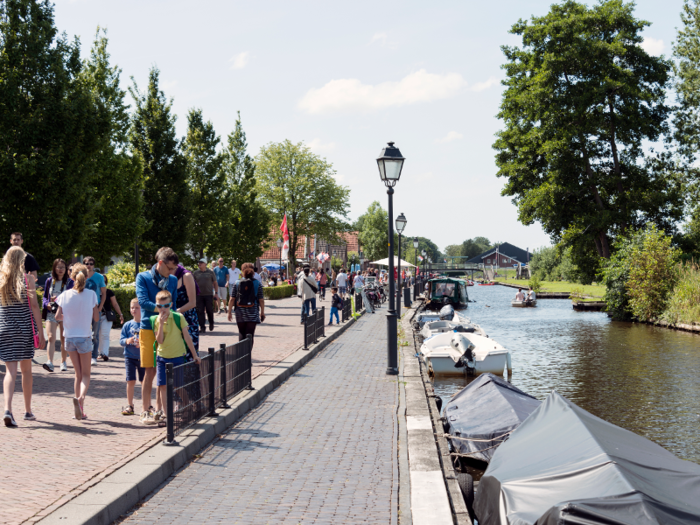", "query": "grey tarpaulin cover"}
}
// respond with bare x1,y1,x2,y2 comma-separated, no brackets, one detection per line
474,391,700,525
445,373,540,463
